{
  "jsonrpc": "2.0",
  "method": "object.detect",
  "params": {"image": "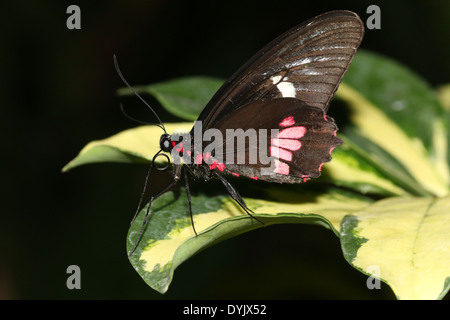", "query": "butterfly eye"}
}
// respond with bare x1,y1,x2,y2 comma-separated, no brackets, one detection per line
159,133,171,152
